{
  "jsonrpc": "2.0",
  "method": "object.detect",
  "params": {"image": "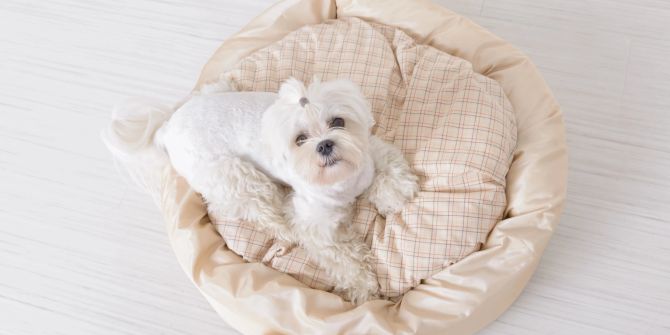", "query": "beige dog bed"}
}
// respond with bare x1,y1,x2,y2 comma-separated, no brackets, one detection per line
210,15,517,299
109,0,567,333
